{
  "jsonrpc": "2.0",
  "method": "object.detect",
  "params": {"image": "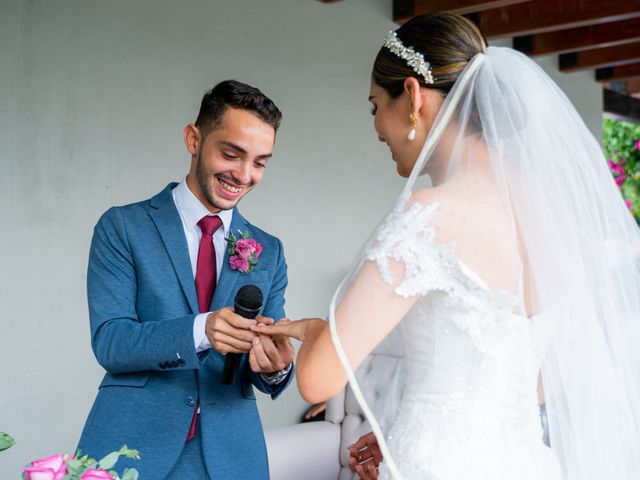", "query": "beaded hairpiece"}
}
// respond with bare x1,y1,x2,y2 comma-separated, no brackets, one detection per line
382,31,435,85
